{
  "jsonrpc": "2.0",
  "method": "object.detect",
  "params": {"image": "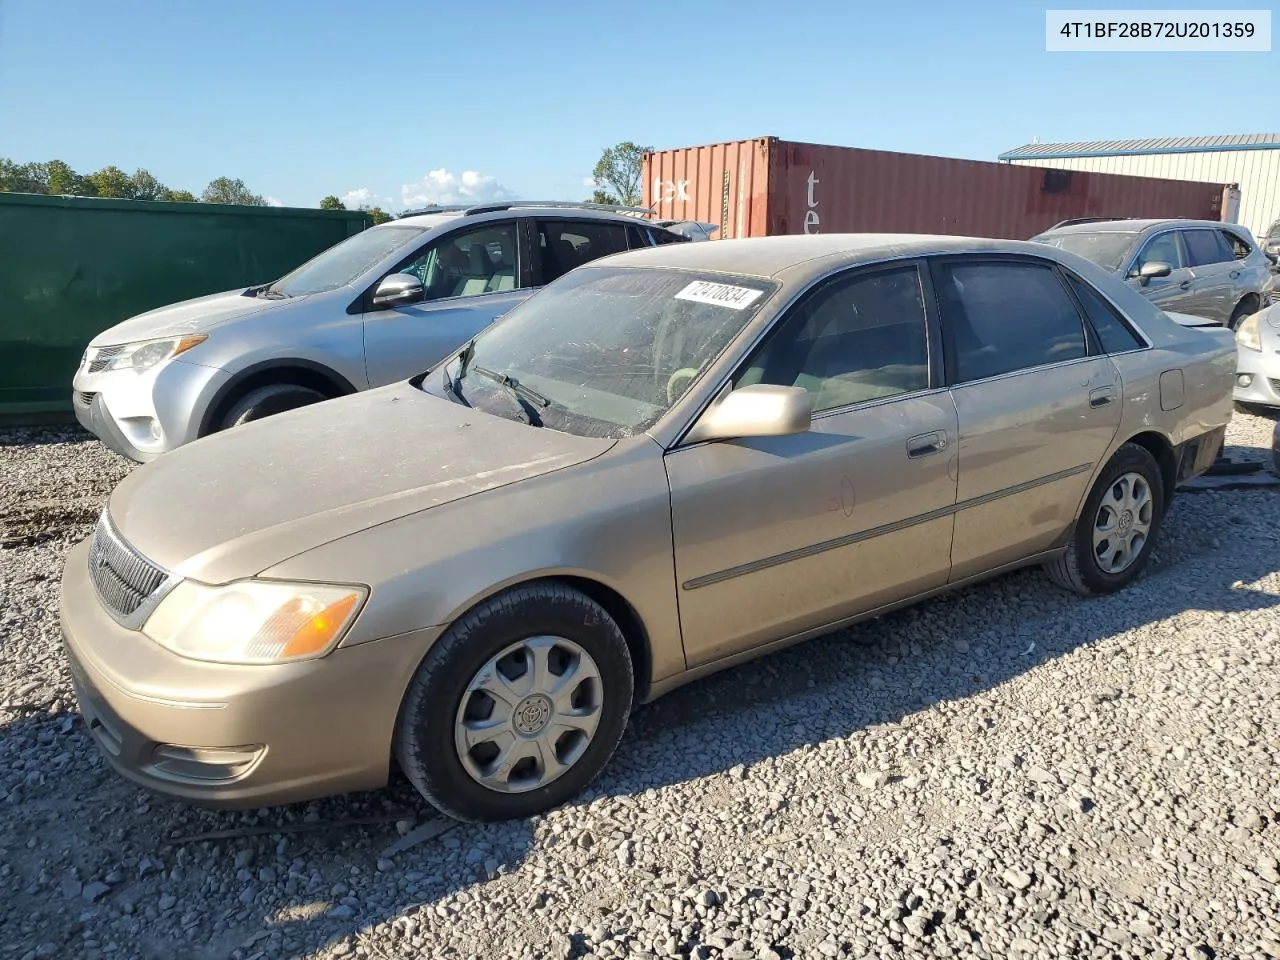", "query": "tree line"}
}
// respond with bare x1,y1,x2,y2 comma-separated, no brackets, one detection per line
0,158,269,206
